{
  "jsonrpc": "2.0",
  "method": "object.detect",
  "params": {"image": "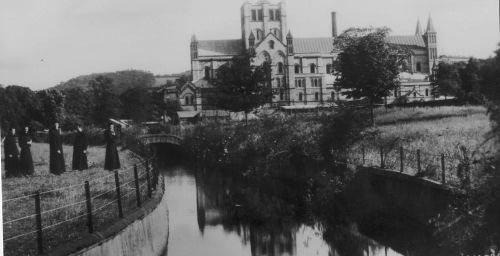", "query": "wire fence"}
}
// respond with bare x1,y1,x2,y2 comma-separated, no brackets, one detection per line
2,156,161,256
346,143,481,188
